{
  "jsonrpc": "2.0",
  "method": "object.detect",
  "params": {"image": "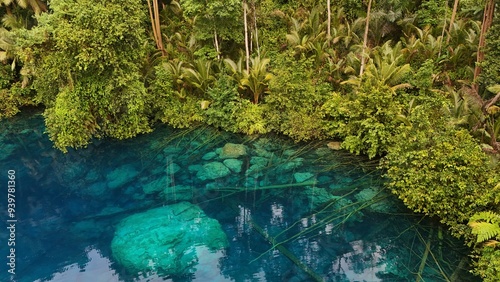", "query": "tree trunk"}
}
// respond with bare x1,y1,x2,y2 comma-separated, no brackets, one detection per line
147,0,166,57
327,0,331,46
447,0,460,44
359,0,373,77
37,0,48,12
252,0,260,57
244,0,250,73
473,0,495,91
214,29,221,60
